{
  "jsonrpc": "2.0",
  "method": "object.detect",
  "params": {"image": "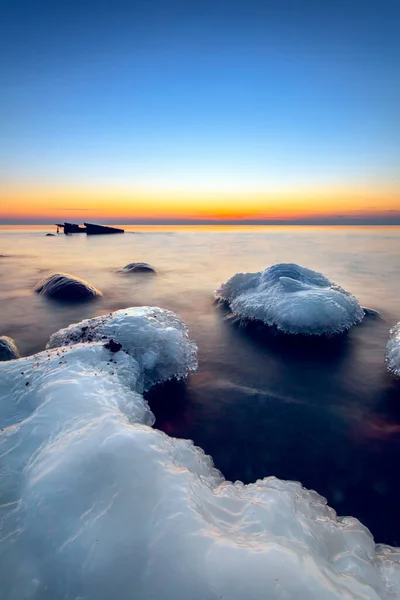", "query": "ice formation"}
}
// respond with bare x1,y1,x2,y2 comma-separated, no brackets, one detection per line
386,322,400,378
33,272,102,301
118,262,156,273
216,263,365,335
1,311,399,599
47,307,197,390
0,335,19,361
